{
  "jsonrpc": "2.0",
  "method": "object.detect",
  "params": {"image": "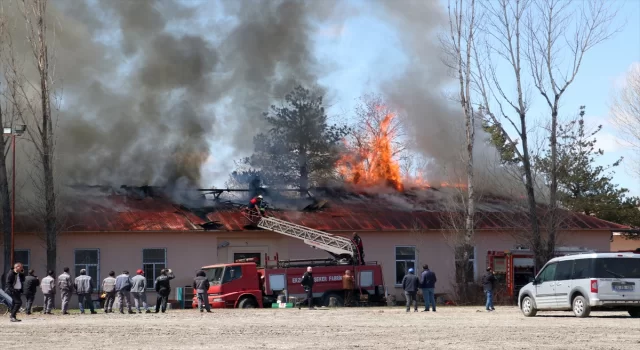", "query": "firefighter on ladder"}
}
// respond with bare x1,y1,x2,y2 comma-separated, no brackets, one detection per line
248,194,267,218
352,232,364,265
